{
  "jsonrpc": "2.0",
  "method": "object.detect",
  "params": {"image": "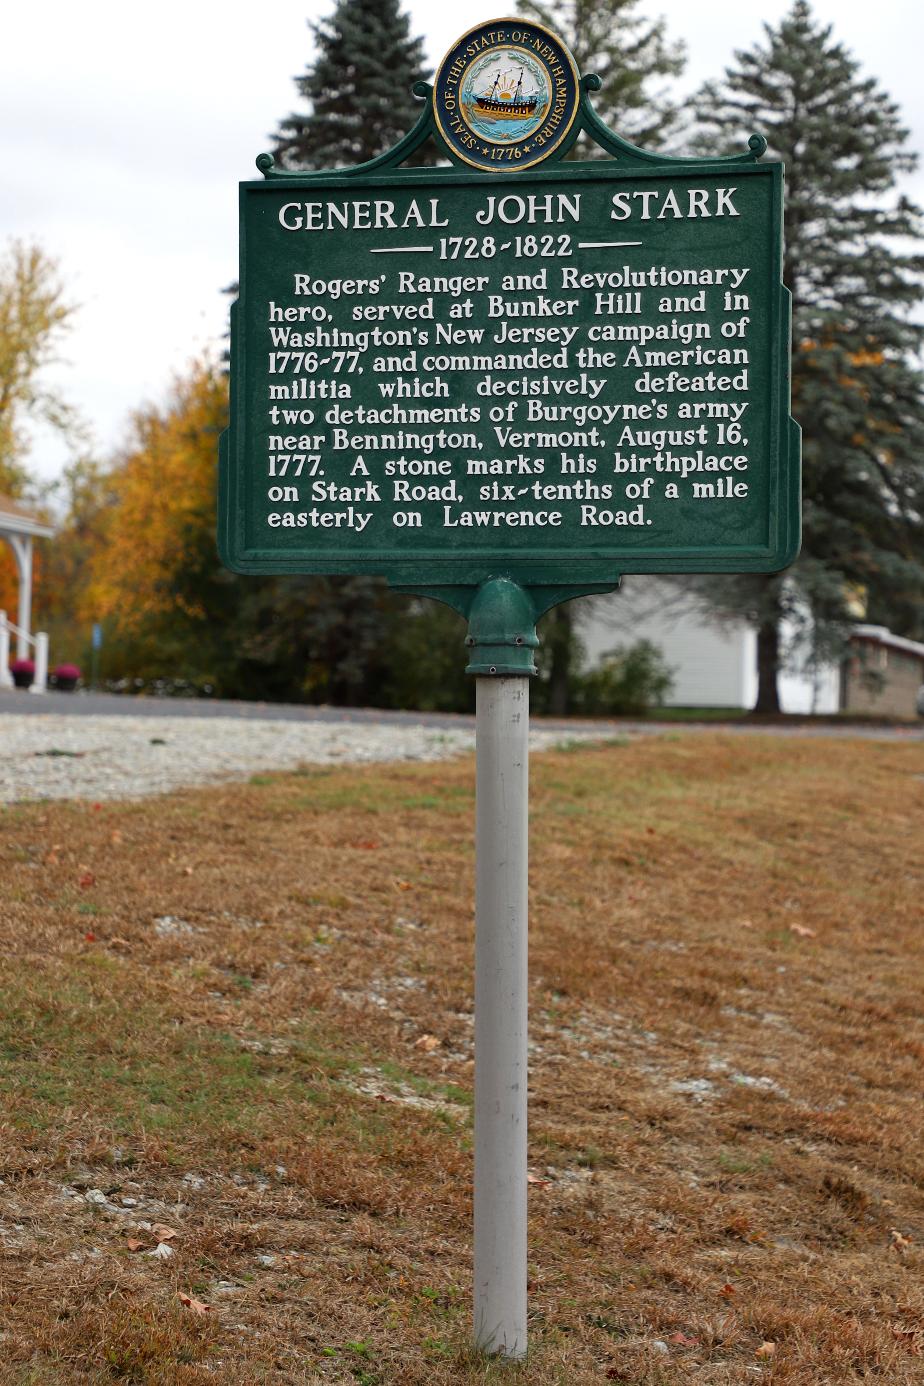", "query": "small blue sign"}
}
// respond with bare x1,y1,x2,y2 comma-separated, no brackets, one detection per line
433,19,580,172
91,622,103,650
